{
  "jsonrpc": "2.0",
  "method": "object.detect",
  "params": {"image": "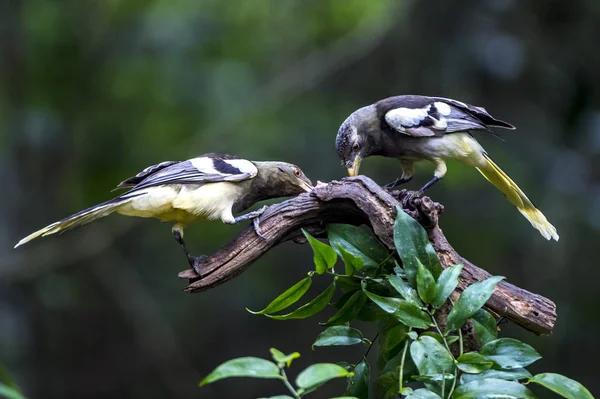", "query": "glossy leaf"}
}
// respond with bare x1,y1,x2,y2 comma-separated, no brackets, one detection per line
406,388,442,399
432,264,463,308
337,276,362,293
480,338,541,369
452,378,537,398
363,290,430,328
337,245,364,276
388,275,422,305
460,368,532,384
416,258,436,304
471,309,498,345
199,357,281,386
345,359,370,399
394,301,431,329
446,276,504,332
529,373,594,399
0,384,27,399
326,291,368,326
328,224,391,268
267,282,336,320
247,277,312,315
313,326,365,347
410,336,454,395
269,348,300,368
302,229,337,274
456,352,493,374
295,363,351,389
393,206,442,286
378,322,409,365
412,374,455,384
